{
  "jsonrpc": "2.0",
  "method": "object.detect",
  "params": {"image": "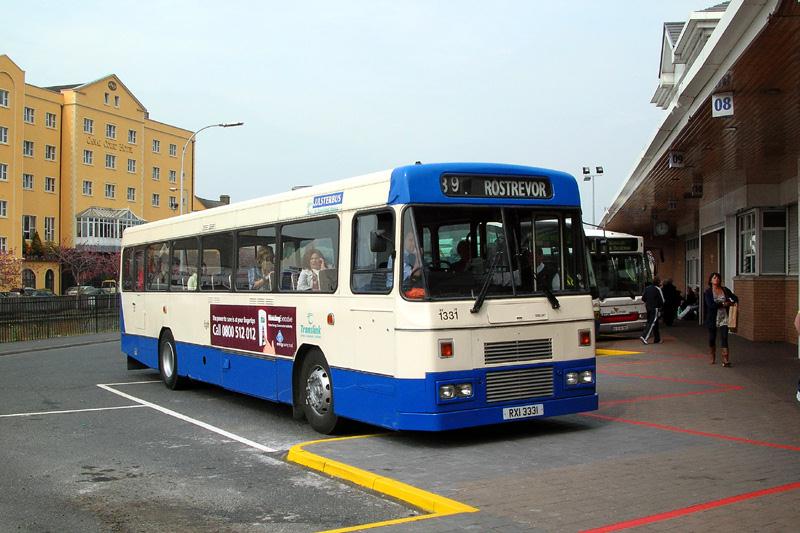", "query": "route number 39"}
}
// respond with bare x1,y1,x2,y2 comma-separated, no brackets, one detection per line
711,92,734,118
